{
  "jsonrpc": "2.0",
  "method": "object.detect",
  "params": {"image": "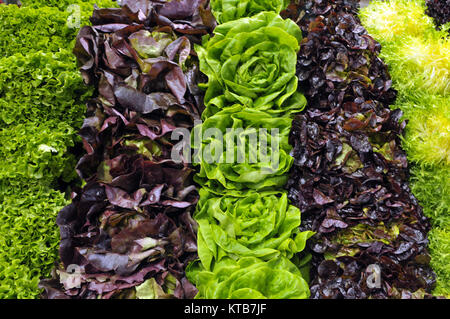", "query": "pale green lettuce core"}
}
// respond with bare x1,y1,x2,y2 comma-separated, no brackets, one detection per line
210,0,290,23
